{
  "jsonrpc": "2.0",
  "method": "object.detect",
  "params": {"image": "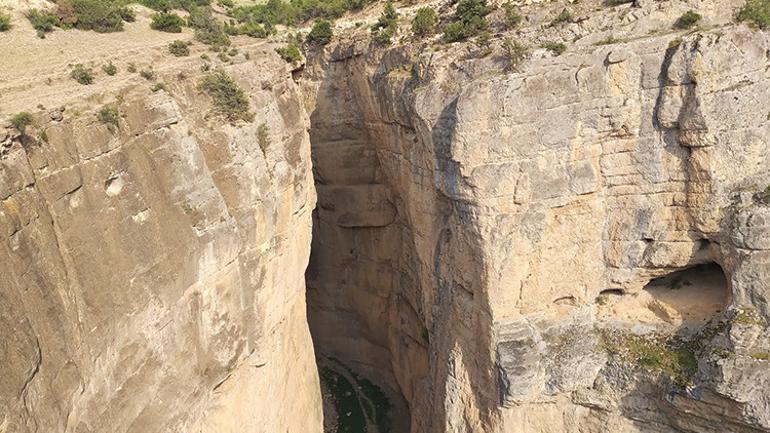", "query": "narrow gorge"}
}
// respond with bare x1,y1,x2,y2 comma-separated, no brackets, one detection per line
1,0,770,432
